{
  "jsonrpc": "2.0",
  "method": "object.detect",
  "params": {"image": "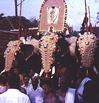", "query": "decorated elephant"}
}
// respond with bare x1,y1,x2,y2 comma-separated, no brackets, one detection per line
2,0,99,90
